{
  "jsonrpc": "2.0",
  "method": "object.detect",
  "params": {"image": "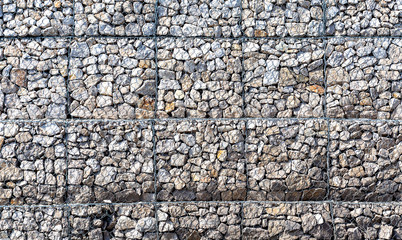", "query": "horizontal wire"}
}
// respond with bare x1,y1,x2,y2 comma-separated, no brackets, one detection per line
0,200,401,209
1,117,402,124
0,35,401,41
